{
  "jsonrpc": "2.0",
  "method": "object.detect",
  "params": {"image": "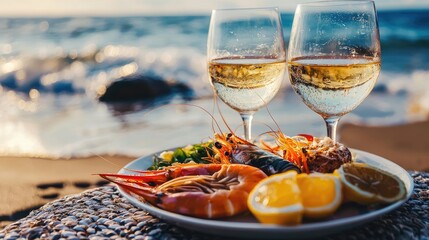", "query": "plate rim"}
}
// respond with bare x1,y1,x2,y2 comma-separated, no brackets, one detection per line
116,148,414,238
